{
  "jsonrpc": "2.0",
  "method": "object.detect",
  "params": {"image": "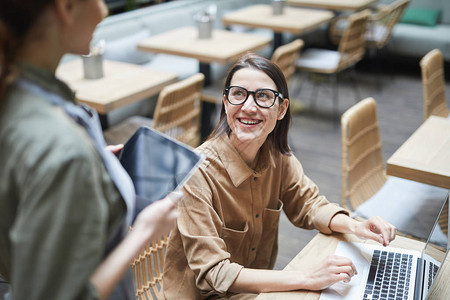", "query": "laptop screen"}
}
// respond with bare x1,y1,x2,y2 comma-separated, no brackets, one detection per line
423,192,449,257
420,193,449,299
